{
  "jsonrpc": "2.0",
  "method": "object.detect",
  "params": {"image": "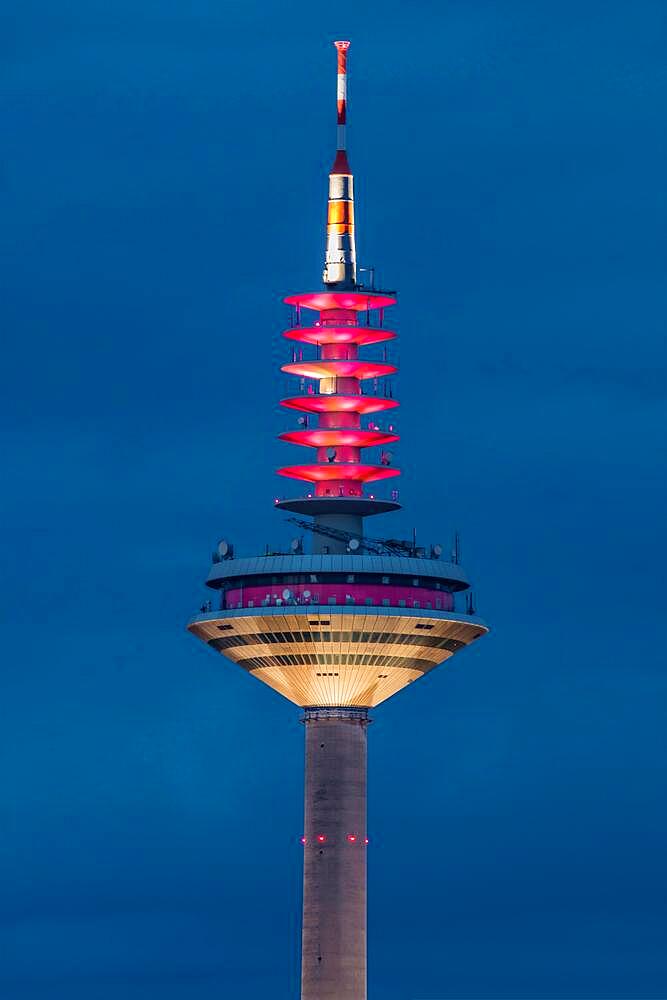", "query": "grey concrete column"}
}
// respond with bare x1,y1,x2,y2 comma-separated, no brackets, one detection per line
301,706,369,1000
312,513,364,554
